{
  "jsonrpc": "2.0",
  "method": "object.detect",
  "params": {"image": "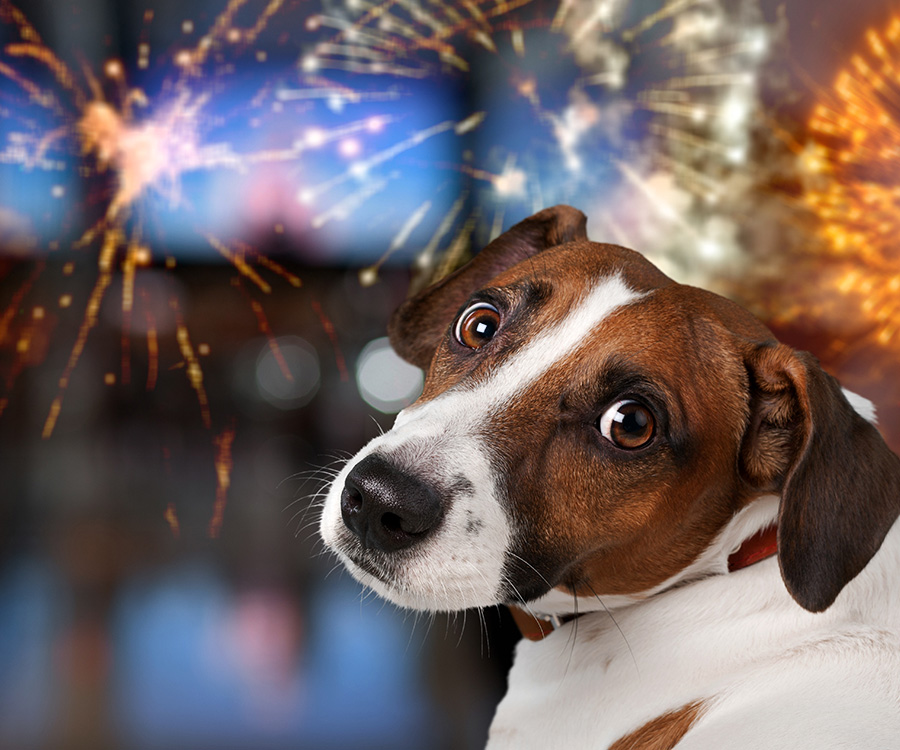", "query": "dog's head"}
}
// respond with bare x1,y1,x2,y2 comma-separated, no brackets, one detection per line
320,205,900,615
